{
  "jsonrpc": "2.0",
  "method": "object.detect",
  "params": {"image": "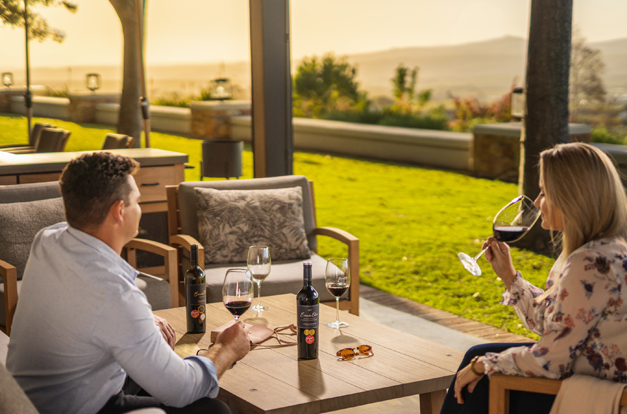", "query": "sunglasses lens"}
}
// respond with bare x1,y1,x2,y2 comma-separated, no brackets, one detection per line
357,345,373,355
338,349,355,360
